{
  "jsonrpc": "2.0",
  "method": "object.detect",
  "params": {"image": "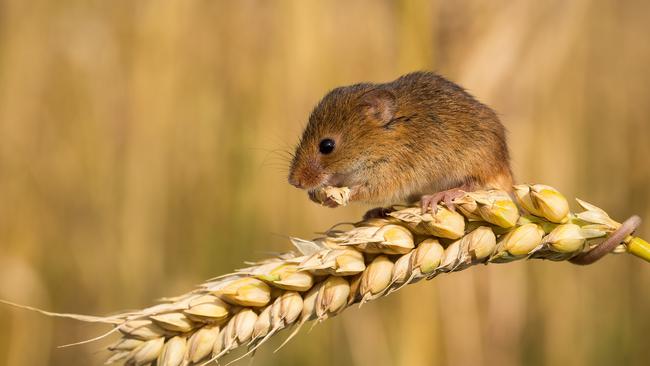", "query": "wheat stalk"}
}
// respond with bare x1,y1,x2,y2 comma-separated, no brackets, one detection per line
3,184,649,366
